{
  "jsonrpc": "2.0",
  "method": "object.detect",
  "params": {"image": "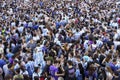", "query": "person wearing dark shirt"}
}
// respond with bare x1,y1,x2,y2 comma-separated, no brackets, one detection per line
106,38,114,50
66,60,76,80
41,59,51,78
99,49,106,67
109,59,120,80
